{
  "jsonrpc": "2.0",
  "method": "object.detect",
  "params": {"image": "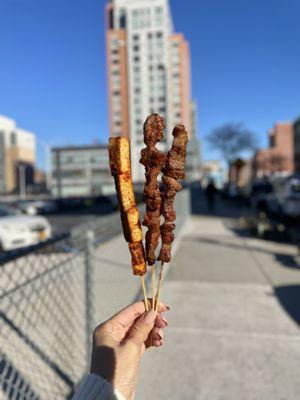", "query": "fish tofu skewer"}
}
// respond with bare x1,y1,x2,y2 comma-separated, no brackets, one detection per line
109,137,146,276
